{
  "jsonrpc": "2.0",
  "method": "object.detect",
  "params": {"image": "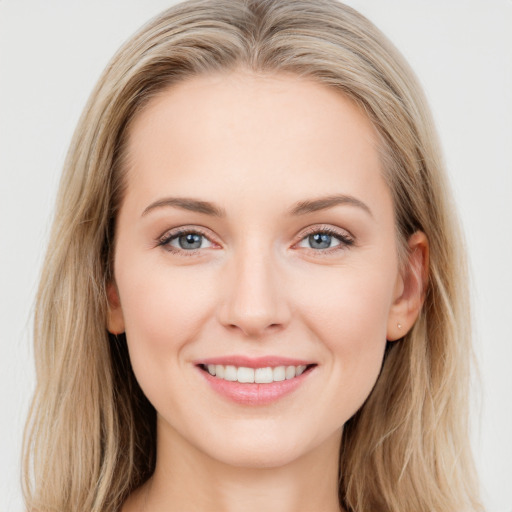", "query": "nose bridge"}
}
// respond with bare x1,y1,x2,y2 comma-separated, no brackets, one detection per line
218,237,289,336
